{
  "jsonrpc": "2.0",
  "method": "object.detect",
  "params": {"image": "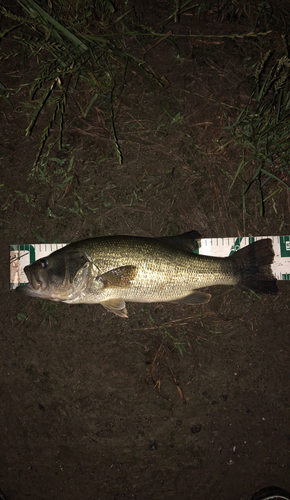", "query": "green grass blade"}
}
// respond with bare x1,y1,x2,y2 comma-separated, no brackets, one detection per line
19,0,88,51
261,168,290,191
